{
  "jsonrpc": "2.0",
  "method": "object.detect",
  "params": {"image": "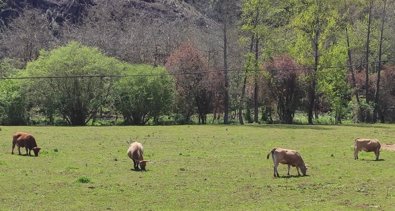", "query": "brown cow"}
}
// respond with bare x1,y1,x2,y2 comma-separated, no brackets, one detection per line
12,132,41,156
354,138,381,160
127,142,148,171
267,148,307,177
